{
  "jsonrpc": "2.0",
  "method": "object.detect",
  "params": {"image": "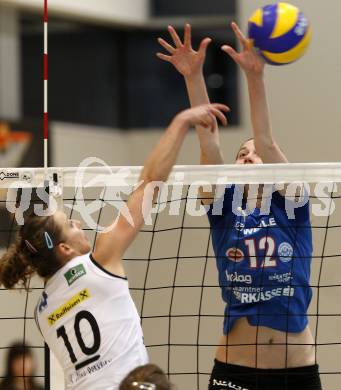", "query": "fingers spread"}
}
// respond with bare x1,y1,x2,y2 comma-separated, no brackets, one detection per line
231,22,249,49
184,23,192,48
158,37,175,54
221,45,238,61
156,53,172,62
198,37,212,56
168,25,183,48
